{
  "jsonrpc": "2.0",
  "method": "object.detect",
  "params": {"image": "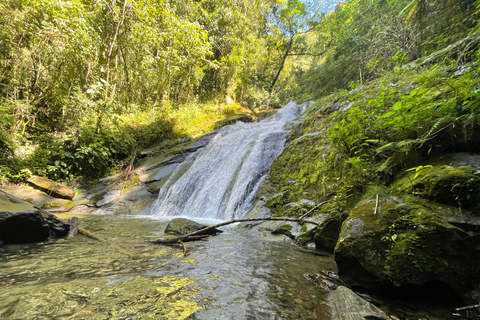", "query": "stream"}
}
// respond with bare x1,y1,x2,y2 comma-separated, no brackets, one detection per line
0,214,455,319
0,214,336,319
